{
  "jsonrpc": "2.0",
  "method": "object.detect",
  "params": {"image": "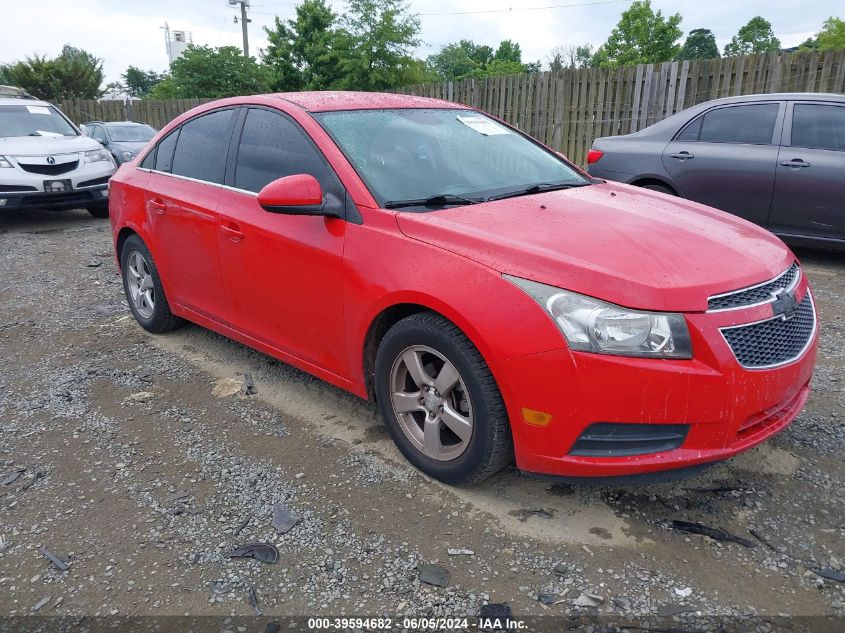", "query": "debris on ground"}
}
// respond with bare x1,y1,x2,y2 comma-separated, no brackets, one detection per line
671,520,757,548
241,373,257,395
38,547,69,572
574,592,604,607
271,502,300,534
230,543,279,564
31,597,51,612
447,548,474,556
674,586,693,597
478,603,511,620
418,563,449,588
1,468,25,486
816,568,845,582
